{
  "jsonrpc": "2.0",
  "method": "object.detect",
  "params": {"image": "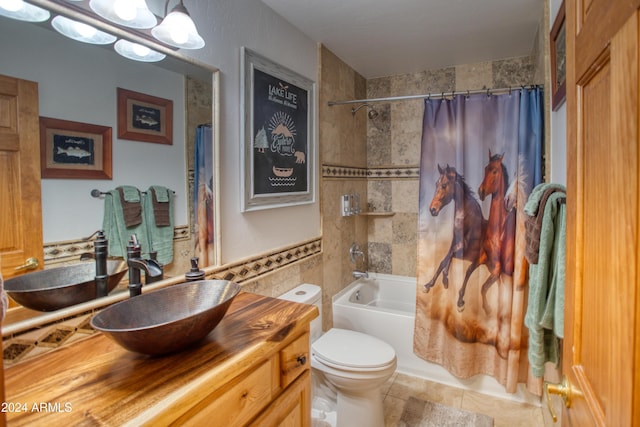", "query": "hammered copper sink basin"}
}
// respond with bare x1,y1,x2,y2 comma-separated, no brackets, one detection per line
4,260,128,312
90,280,241,355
